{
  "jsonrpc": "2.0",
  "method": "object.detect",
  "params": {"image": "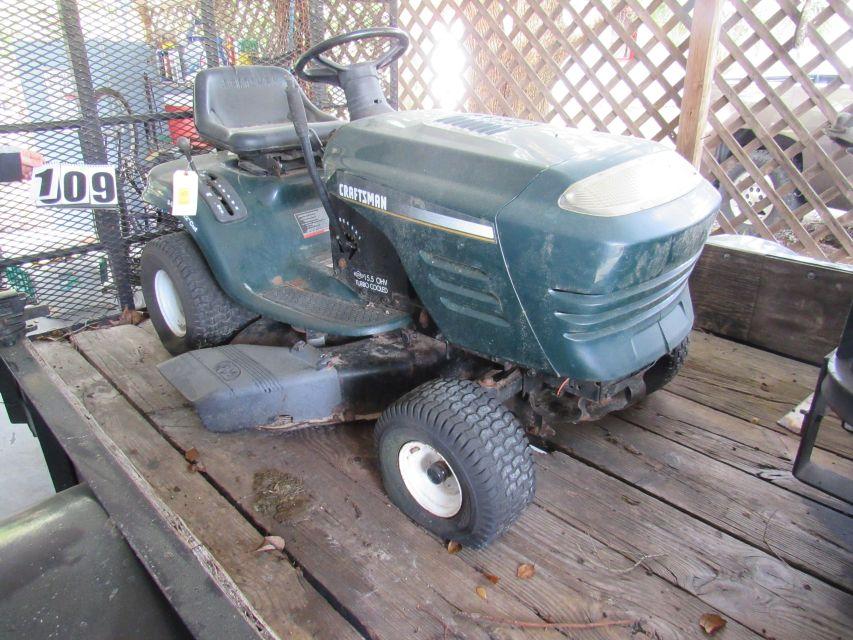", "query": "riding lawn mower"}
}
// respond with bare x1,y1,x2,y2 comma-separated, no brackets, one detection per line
140,28,720,546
